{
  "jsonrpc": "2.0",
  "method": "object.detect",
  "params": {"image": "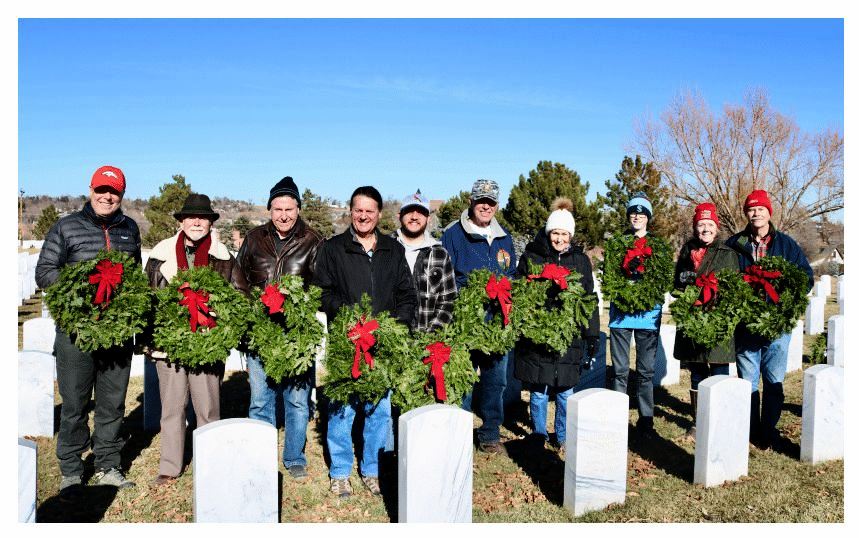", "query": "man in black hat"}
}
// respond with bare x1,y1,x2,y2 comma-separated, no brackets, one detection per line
237,176,324,480
144,193,250,486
